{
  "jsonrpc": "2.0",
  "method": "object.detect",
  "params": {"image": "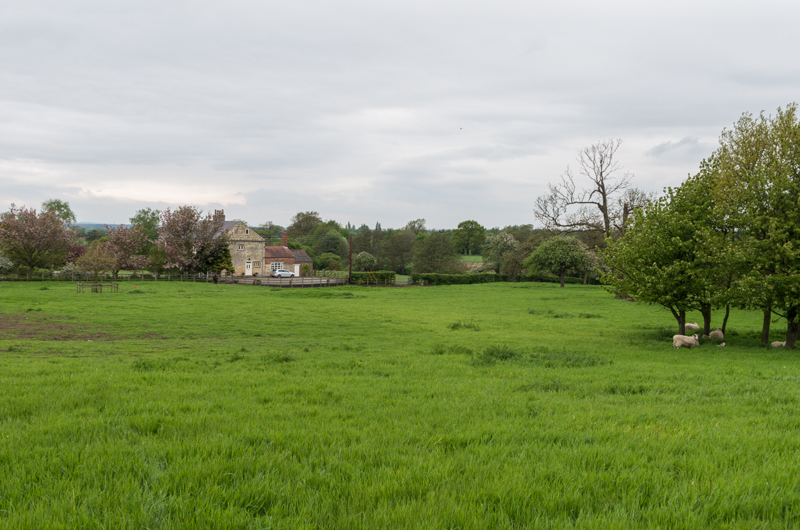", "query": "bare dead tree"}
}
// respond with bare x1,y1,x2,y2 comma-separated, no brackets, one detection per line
614,188,656,238
534,139,648,241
